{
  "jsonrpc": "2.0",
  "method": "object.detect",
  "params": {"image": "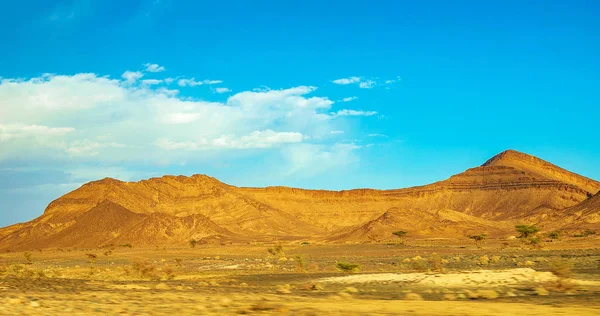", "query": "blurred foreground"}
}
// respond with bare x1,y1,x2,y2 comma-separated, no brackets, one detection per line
1,239,599,315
